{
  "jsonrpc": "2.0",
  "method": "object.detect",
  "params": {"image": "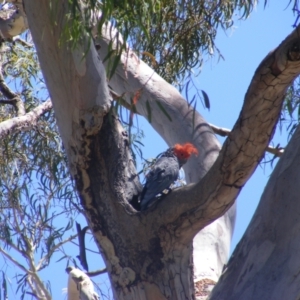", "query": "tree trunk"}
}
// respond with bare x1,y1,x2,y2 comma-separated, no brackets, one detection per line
209,123,300,300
